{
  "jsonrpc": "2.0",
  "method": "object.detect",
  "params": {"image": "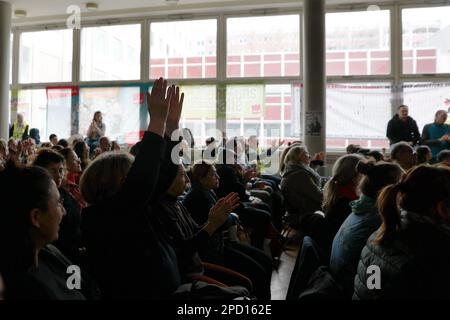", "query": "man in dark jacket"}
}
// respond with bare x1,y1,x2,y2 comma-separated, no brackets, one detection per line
386,105,420,146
